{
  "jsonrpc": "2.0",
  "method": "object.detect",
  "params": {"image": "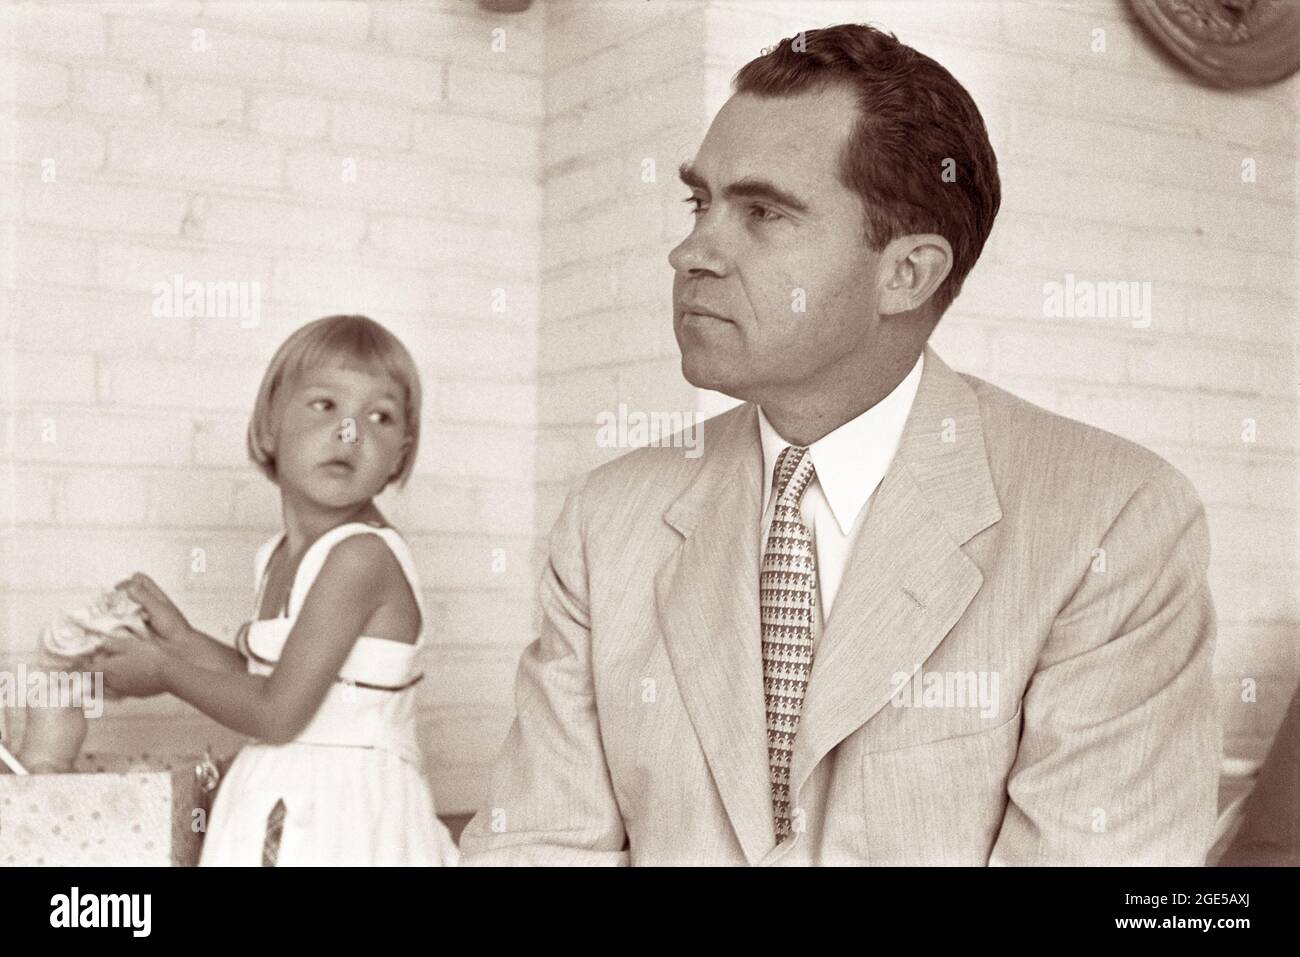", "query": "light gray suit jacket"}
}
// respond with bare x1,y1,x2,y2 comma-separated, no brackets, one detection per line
459,346,1220,865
